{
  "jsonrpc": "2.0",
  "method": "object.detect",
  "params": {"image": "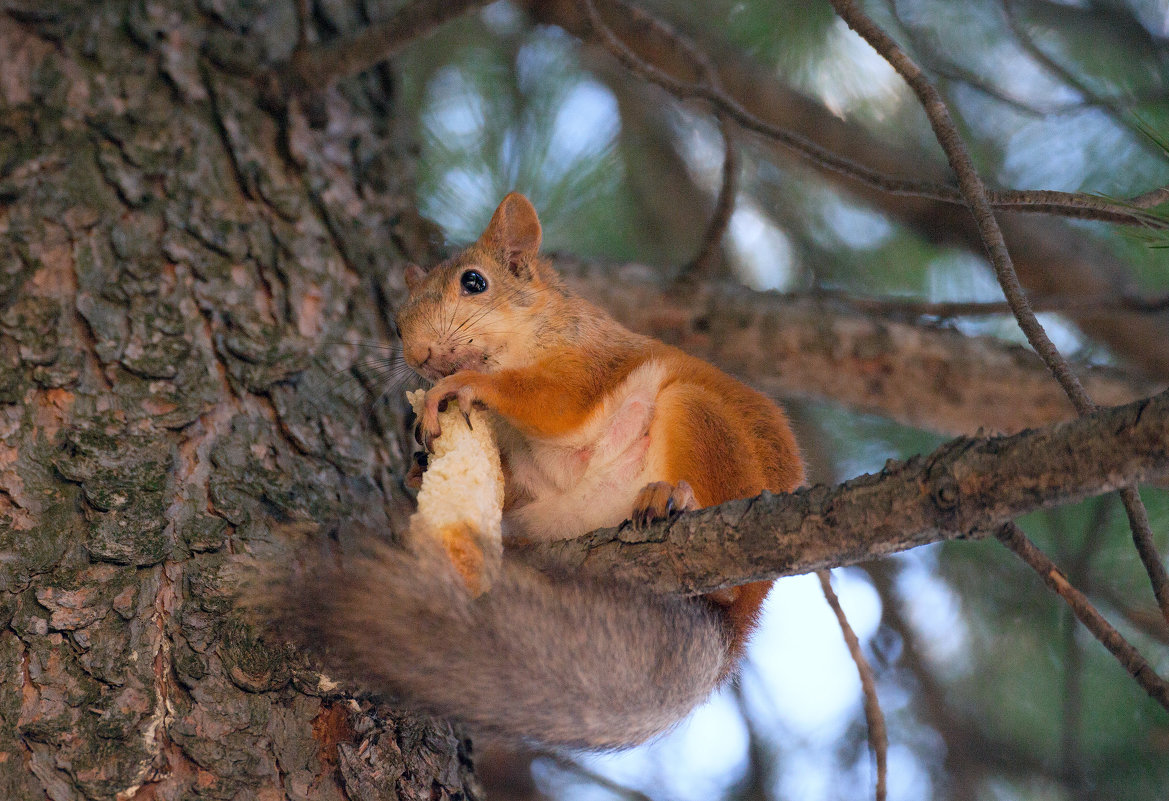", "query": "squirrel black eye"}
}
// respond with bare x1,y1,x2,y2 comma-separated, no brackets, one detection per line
460,270,488,294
